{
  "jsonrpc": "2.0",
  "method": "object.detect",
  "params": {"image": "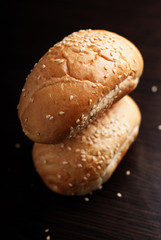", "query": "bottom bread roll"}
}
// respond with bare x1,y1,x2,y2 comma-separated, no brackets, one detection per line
33,95,141,195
